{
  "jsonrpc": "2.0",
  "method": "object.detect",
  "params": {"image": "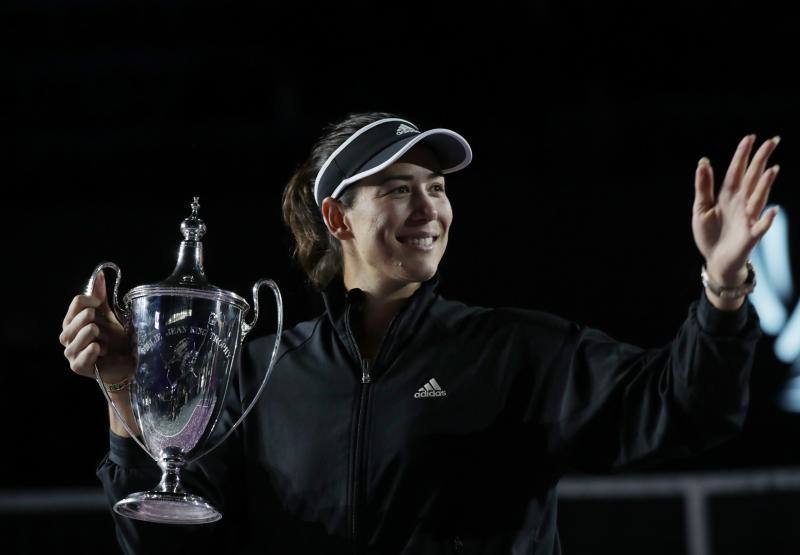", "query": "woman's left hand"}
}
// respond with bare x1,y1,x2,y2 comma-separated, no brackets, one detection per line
692,134,781,284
